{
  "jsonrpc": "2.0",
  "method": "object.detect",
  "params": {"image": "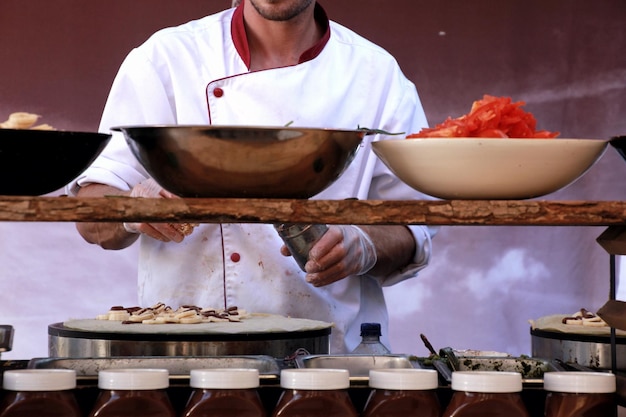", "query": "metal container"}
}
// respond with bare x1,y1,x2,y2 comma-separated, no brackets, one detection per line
0,325,14,359
454,355,558,384
531,328,626,369
295,354,416,381
114,125,365,198
48,322,330,358
28,355,281,381
274,223,329,271
611,135,626,162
